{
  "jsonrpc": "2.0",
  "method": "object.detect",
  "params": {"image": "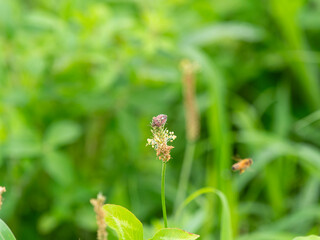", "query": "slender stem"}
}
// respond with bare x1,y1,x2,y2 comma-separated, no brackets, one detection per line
161,161,168,228
174,140,196,212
